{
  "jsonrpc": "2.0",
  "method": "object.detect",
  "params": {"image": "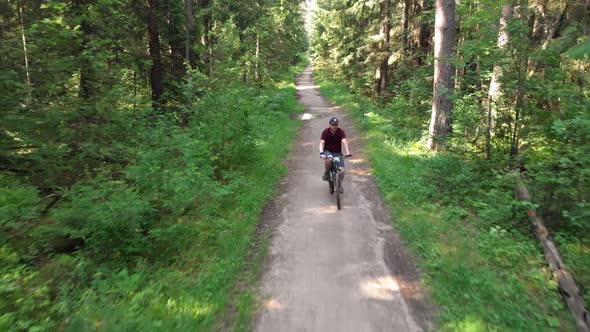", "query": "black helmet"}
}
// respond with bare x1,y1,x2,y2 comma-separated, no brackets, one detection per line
329,117,339,125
